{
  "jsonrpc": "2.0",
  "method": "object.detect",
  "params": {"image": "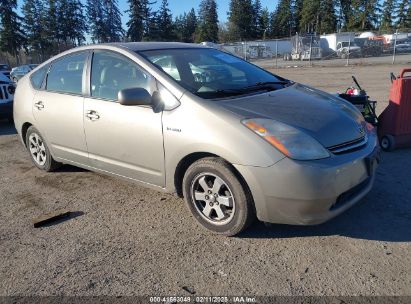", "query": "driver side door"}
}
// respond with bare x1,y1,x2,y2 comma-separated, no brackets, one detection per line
83,50,165,187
